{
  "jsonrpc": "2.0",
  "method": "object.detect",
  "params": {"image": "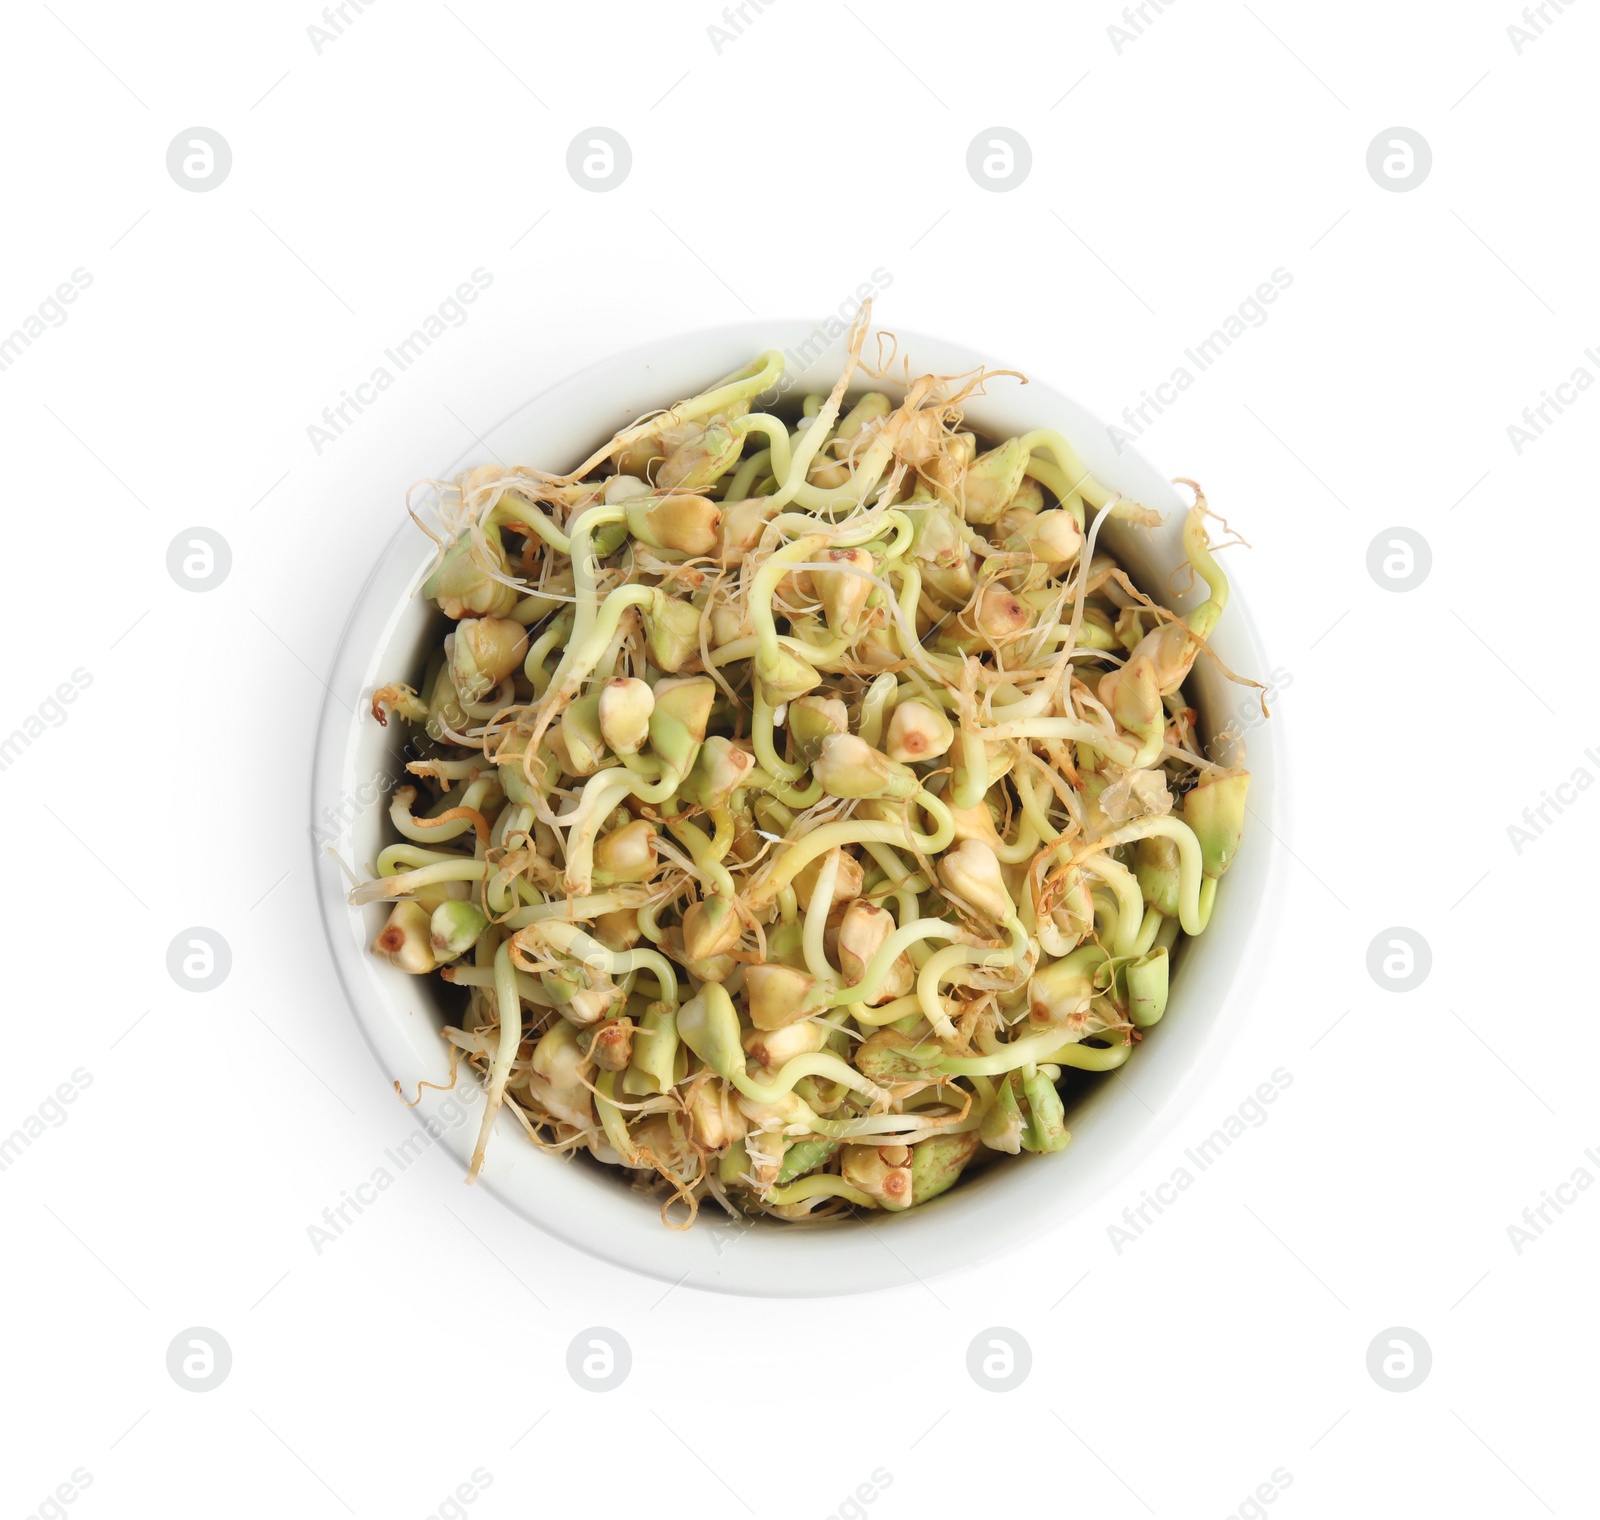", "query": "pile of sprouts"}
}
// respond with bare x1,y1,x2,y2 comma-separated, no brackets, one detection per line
354,308,1256,1226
